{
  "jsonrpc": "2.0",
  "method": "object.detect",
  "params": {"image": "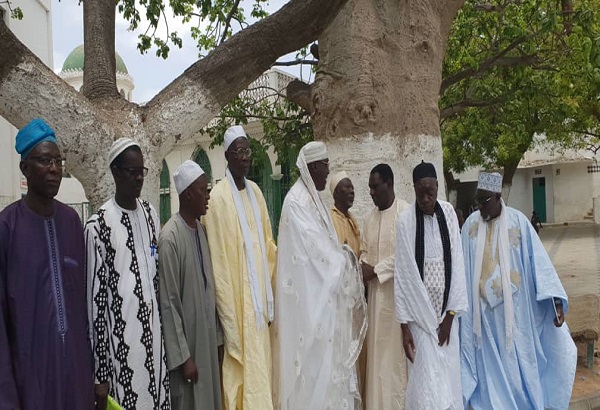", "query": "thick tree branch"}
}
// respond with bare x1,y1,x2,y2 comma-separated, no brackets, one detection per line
273,59,318,66
440,97,503,119
145,0,350,154
286,79,314,113
440,35,535,92
0,18,120,198
82,0,119,100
